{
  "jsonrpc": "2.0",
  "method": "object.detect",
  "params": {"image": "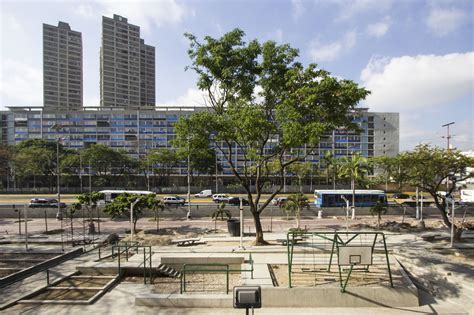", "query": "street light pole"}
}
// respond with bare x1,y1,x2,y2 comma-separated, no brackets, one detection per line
130,199,140,242
187,140,191,220
51,124,64,251
442,122,455,191
215,150,218,194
